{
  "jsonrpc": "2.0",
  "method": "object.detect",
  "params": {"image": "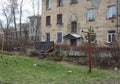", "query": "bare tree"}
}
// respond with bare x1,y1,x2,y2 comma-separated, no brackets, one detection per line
0,1,13,38
19,0,24,38
31,0,35,16
9,0,18,40
30,0,41,42
37,0,40,15
0,20,5,34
